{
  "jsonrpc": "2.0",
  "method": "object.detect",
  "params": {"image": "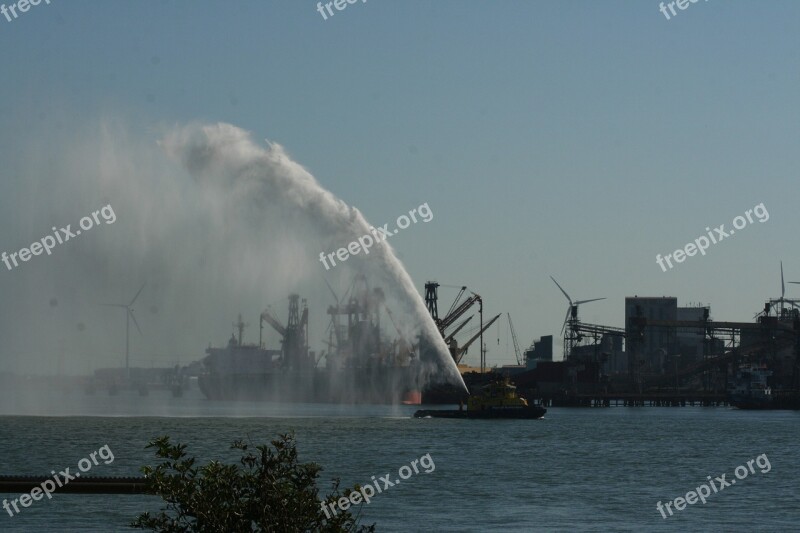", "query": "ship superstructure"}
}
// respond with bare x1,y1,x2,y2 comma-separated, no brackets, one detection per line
198,277,425,404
